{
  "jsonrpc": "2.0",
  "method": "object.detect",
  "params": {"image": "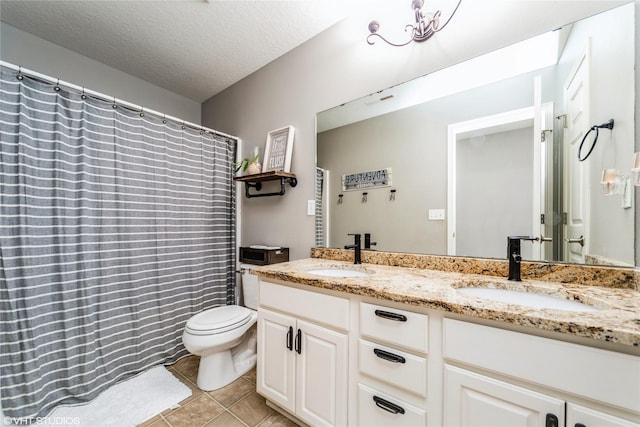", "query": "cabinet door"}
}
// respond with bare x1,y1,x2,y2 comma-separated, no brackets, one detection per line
296,319,348,427
257,309,296,413
567,403,640,427
444,365,564,427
